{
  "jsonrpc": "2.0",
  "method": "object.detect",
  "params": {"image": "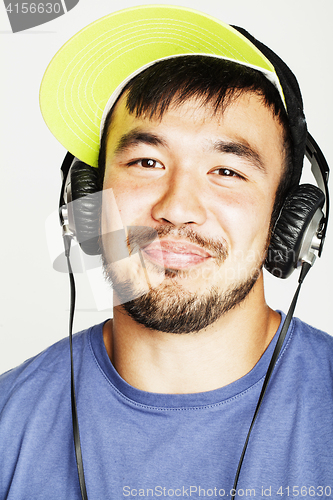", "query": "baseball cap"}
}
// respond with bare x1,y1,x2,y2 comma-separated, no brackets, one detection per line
39,5,287,169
